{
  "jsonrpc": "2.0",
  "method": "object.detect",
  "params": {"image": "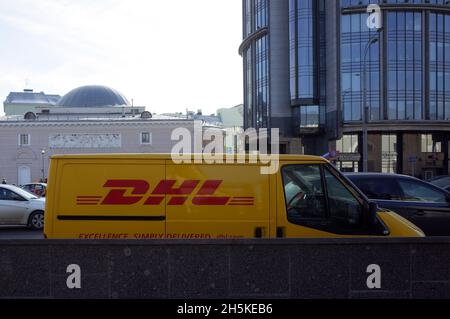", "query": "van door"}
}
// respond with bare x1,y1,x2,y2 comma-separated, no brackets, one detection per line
54,159,166,239
276,162,367,238
165,163,270,239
